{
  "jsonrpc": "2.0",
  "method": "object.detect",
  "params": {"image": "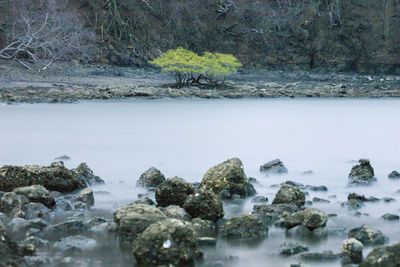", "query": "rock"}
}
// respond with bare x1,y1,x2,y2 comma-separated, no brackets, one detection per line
90,221,117,234
8,218,32,237
198,237,217,247
277,241,309,256
341,199,365,209
348,224,388,246
251,196,268,203
54,198,73,212
382,197,395,203
137,167,165,188
200,158,255,198
132,218,198,266
253,203,300,226
218,189,231,200
23,203,50,220
23,236,49,249
341,238,363,264
75,188,94,207
183,189,224,222
134,197,155,205
300,251,341,262
302,170,314,175
53,235,97,255
73,162,104,185
0,228,27,266
113,203,166,248
221,214,268,240
260,159,288,174
388,171,400,179
360,242,400,267
0,163,87,193
348,159,377,185
1,192,29,214
381,213,400,221
312,197,330,203
272,184,305,207
306,185,328,192
165,205,191,221
13,185,55,208
348,193,379,202
191,218,215,237
24,255,53,266
155,177,195,207
284,181,305,188
283,208,328,231
41,219,88,240
54,155,71,161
